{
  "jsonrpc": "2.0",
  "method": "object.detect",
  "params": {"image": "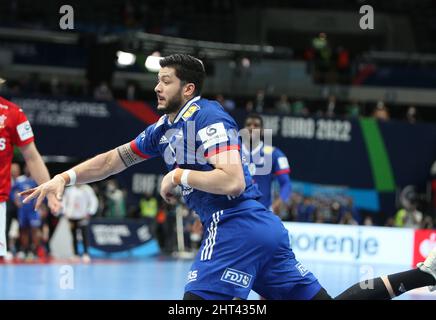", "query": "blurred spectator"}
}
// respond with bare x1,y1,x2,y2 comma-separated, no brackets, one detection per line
126,82,137,100
215,94,235,112
326,95,336,117
345,99,361,118
139,191,158,236
105,180,126,218
275,94,291,114
62,184,98,263
363,216,374,226
50,76,62,96
330,200,342,223
10,166,41,261
338,198,361,225
296,197,316,222
336,46,350,84
384,217,395,227
154,203,167,251
372,101,390,121
22,73,41,94
255,89,265,113
394,203,423,228
189,216,203,250
160,202,177,254
406,106,418,124
245,100,254,113
339,211,359,225
93,82,113,101
37,203,50,259
312,32,332,84
422,215,434,229
123,0,136,27
303,47,315,74
291,99,307,116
